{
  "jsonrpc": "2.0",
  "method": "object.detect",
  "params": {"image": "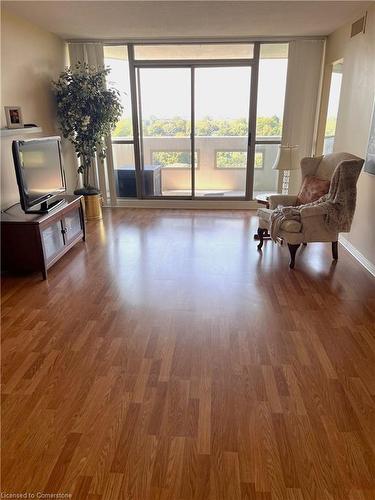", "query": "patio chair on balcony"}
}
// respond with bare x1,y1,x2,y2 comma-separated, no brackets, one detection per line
256,152,364,268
